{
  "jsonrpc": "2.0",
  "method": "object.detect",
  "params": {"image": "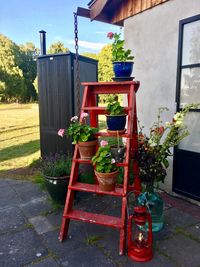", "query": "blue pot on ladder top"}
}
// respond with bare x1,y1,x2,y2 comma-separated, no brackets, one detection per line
113,61,134,77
